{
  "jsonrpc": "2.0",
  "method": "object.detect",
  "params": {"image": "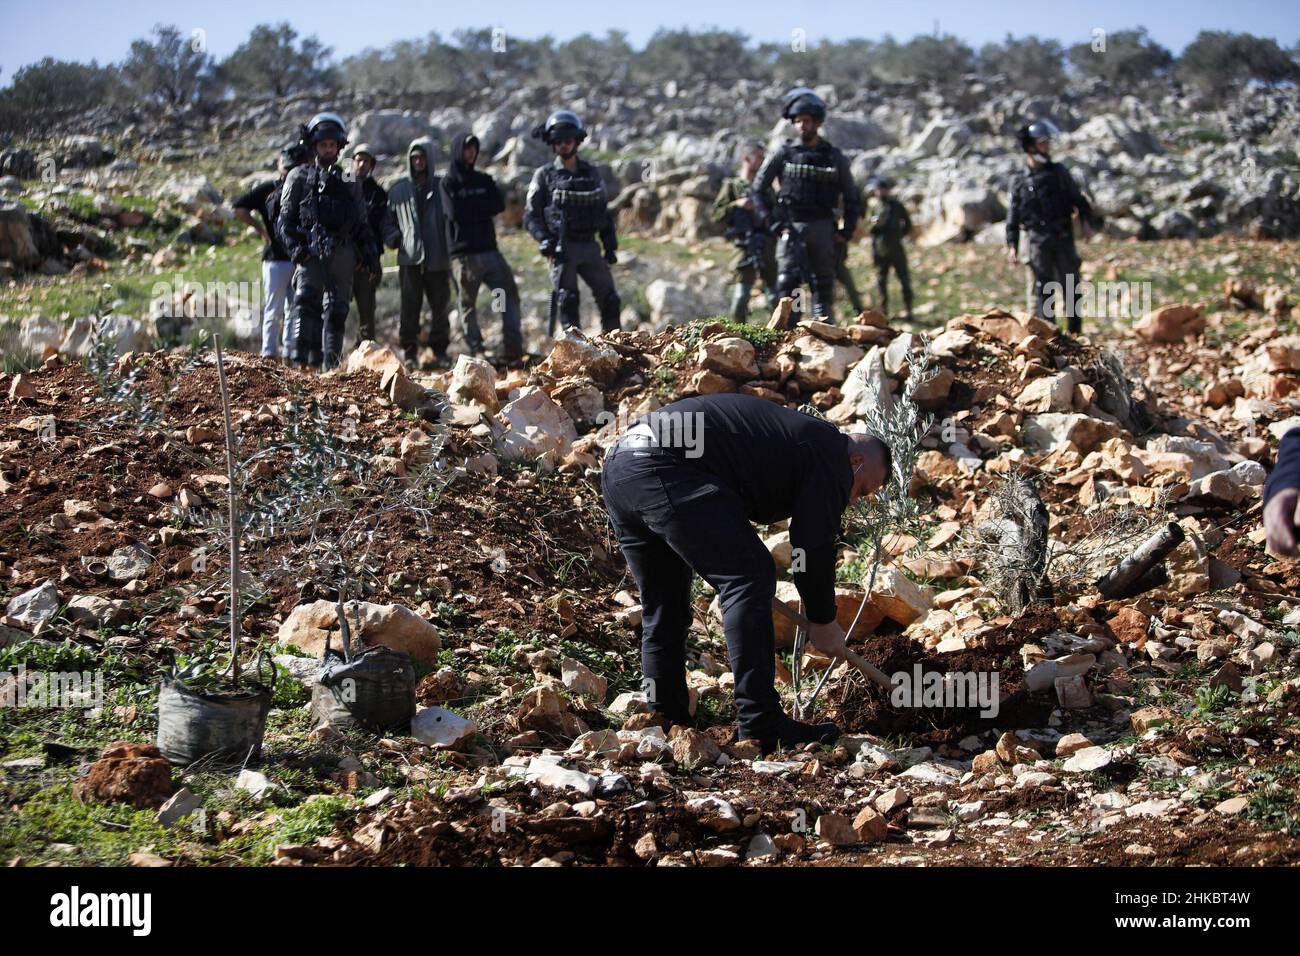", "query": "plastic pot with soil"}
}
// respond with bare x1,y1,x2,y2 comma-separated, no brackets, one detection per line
310,599,417,734
157,651,275,766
